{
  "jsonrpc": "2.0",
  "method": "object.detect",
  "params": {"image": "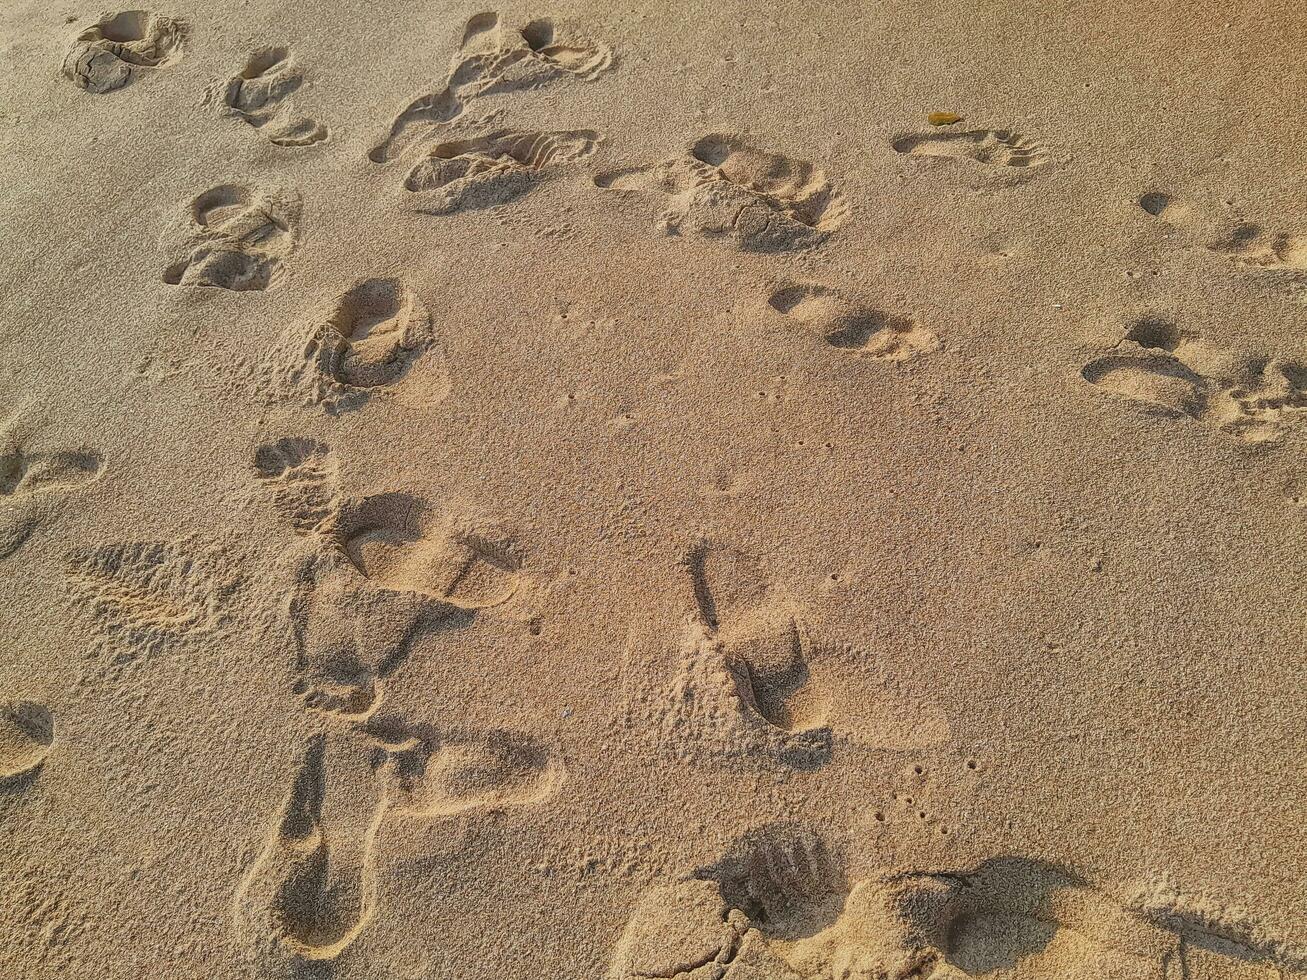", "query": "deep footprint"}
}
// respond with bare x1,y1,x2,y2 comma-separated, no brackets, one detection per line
62,10,186,93
213,47,329,147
